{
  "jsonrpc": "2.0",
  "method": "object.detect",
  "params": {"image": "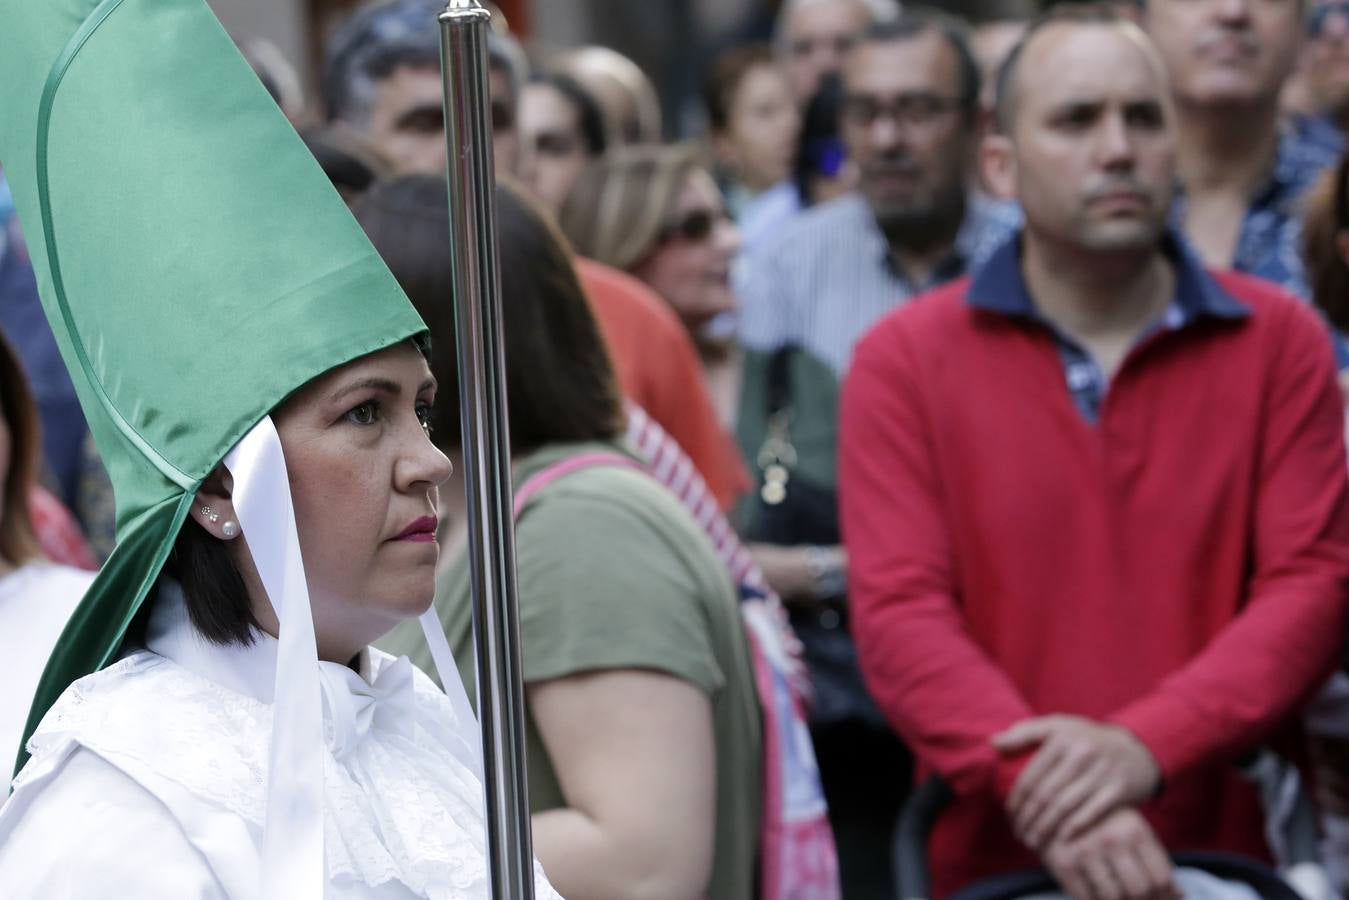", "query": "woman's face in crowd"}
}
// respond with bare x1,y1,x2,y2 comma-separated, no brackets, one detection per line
270,342,451,660
722,64,800,191
518,83,591,213
635,169,741,333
